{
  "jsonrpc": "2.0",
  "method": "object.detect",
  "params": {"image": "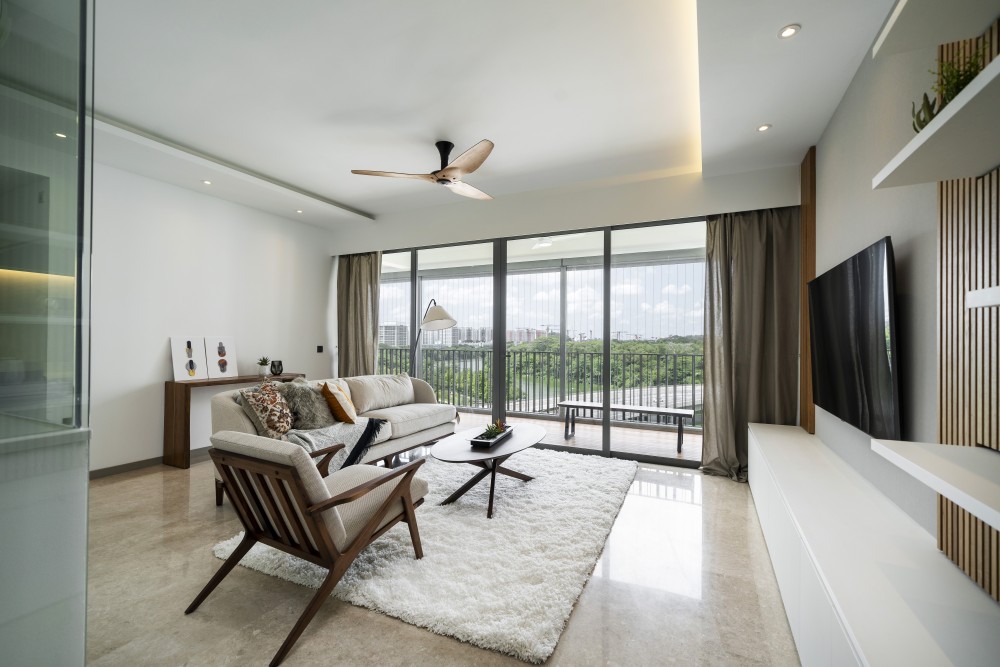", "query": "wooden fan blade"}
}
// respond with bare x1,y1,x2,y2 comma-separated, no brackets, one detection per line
438,139,494,179
445,180,493,200
351,170,435,182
